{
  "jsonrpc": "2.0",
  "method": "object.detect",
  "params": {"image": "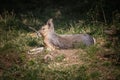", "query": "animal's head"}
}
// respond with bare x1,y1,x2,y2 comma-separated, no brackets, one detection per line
39,18,54,37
